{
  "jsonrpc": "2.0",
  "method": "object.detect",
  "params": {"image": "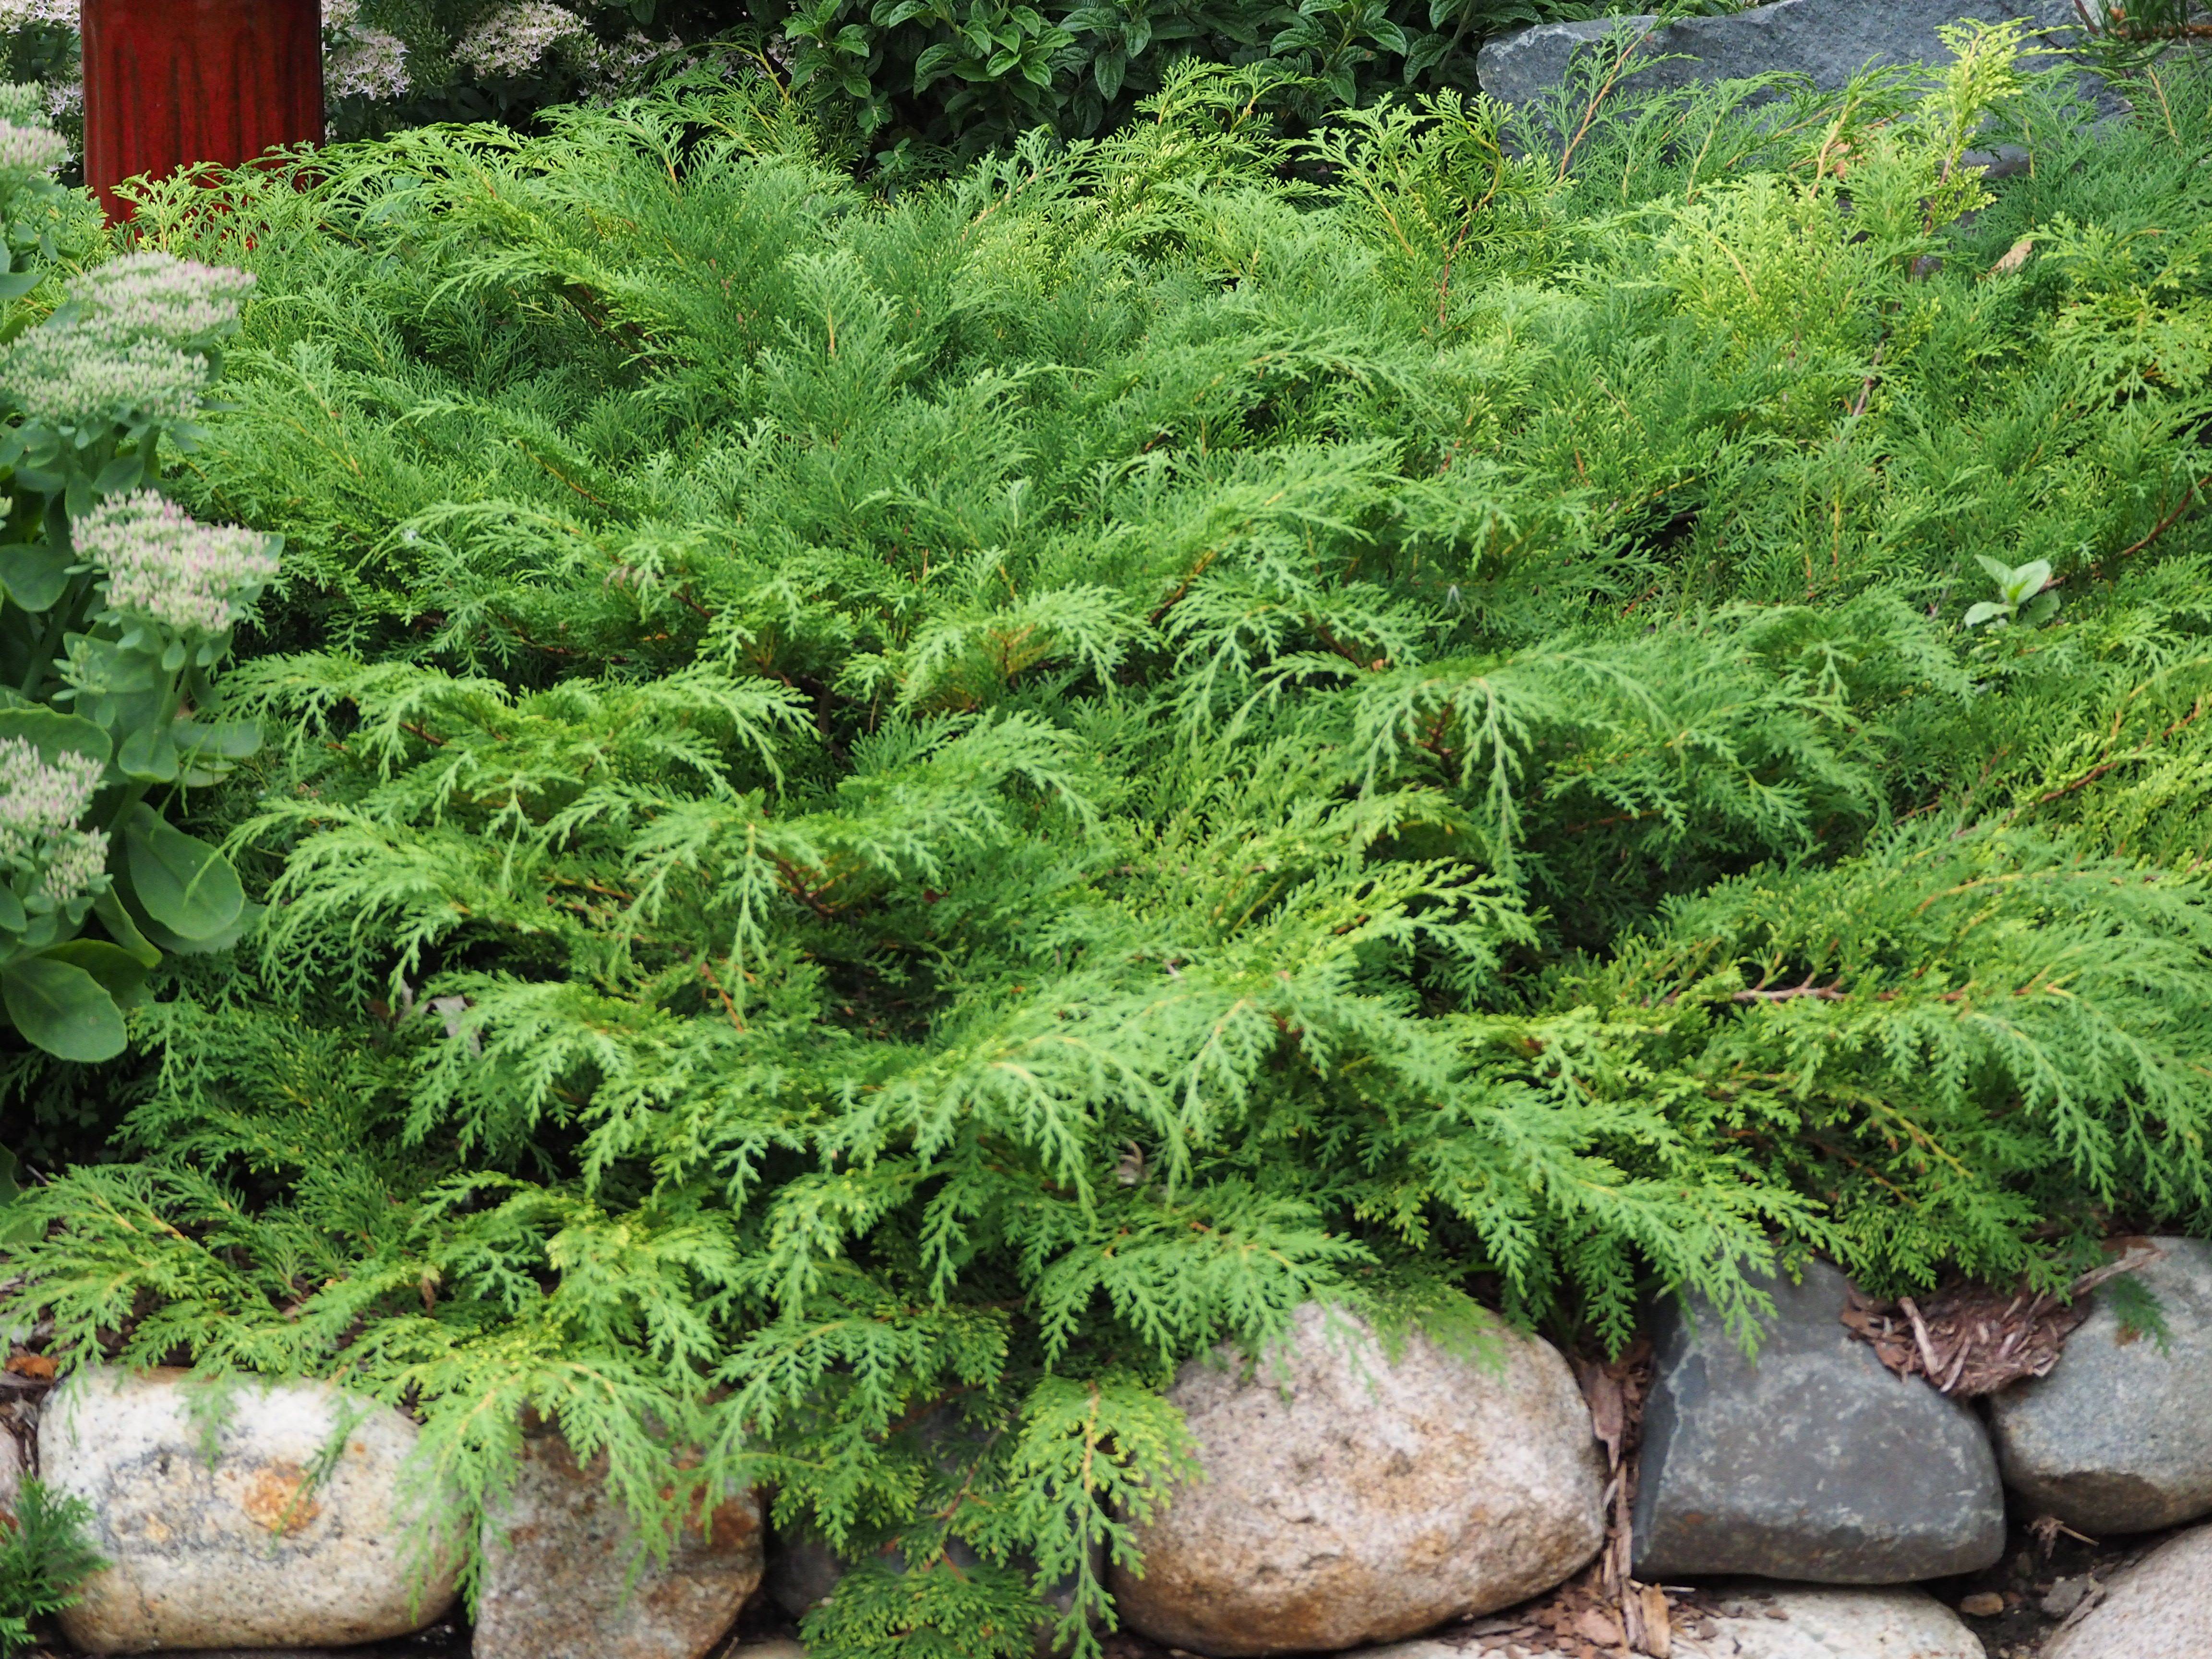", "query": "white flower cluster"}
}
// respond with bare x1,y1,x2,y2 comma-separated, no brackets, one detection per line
0,118,64,178
455,0,588,77
0,252,252,432
0,333,207,429
0,736,107,906
75,492,279,637
69,252,256,350
327,28,411,100
35,822,108,904
584,28,675,100
0,0,74,28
